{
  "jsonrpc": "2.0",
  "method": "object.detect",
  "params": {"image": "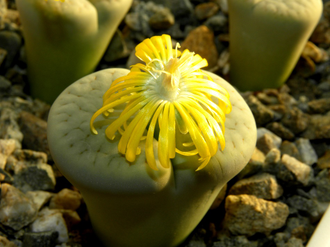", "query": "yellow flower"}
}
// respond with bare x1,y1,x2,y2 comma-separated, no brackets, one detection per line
90,34,232,171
